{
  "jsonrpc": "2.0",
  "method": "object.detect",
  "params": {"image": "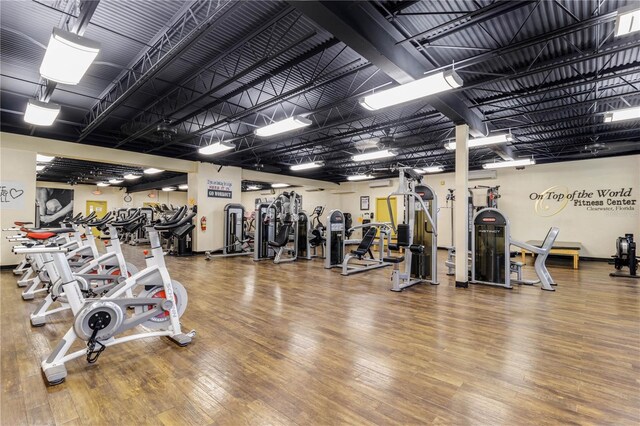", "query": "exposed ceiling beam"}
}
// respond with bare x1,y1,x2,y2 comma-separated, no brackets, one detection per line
289,0,488,137
395,1,536,46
